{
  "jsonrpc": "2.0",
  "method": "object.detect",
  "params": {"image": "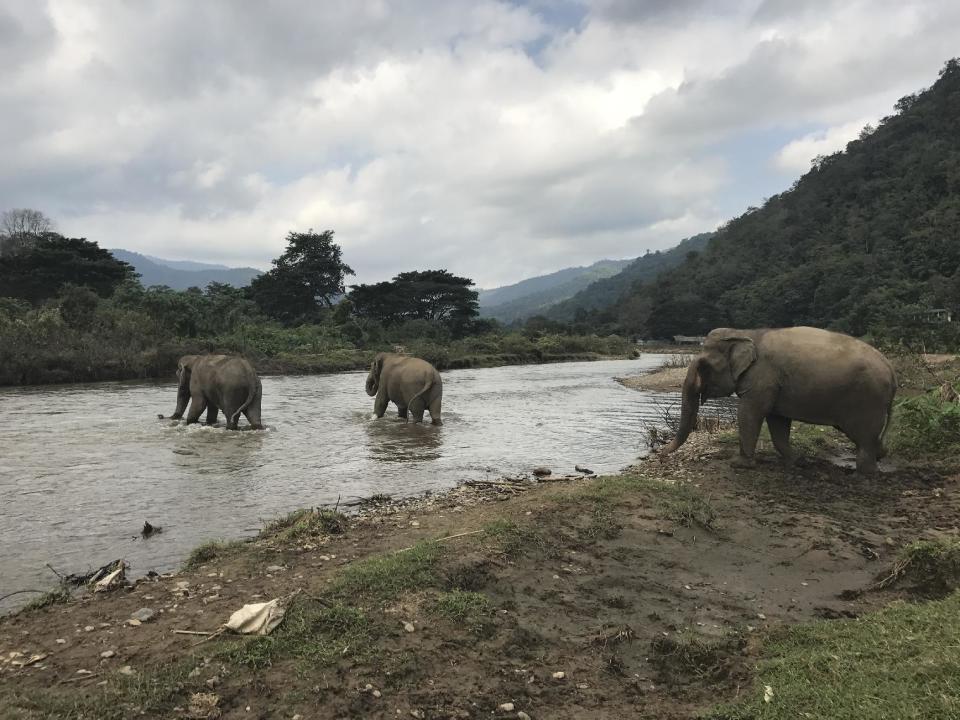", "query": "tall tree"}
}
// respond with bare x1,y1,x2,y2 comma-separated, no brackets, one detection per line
0,208,54,256
0,234,138,304
249,229,354,324
348,269,479,329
